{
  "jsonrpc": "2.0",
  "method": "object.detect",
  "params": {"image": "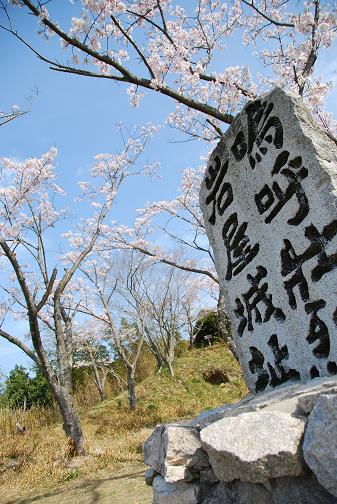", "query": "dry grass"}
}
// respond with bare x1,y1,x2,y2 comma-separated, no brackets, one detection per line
0,412,151,501
0,405,58,438
0,344,247,502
